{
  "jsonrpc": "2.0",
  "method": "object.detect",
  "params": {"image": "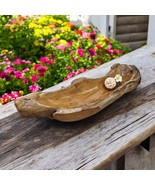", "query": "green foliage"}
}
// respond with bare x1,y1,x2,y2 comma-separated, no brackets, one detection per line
0,15,131,105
